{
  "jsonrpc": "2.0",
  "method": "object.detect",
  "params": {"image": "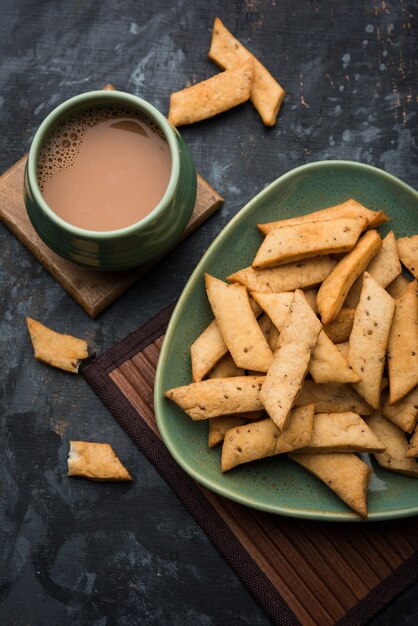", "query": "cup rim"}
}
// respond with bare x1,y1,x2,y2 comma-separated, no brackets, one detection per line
27,90,180,239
